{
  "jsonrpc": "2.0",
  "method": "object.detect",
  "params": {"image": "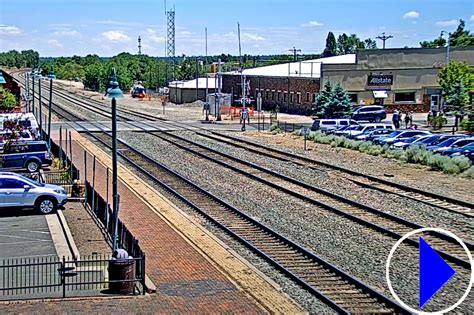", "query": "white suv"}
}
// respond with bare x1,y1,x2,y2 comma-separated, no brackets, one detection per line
0,172,68,214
